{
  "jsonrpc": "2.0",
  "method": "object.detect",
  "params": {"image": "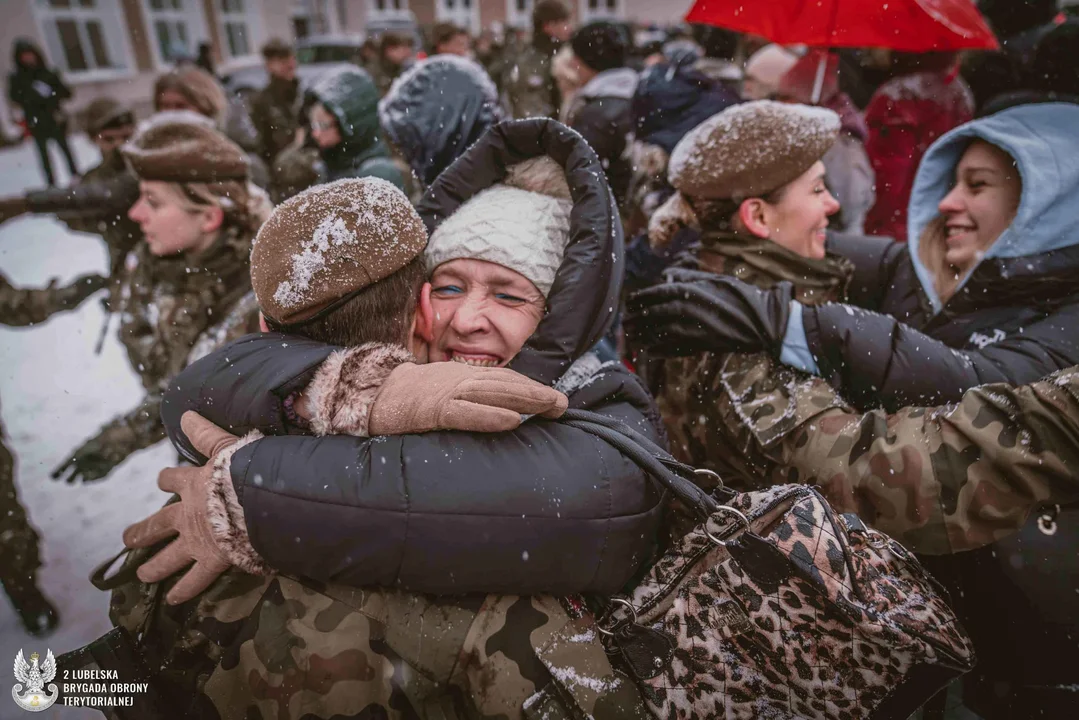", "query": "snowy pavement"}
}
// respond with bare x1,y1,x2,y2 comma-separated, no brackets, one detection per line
0,137,172,719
